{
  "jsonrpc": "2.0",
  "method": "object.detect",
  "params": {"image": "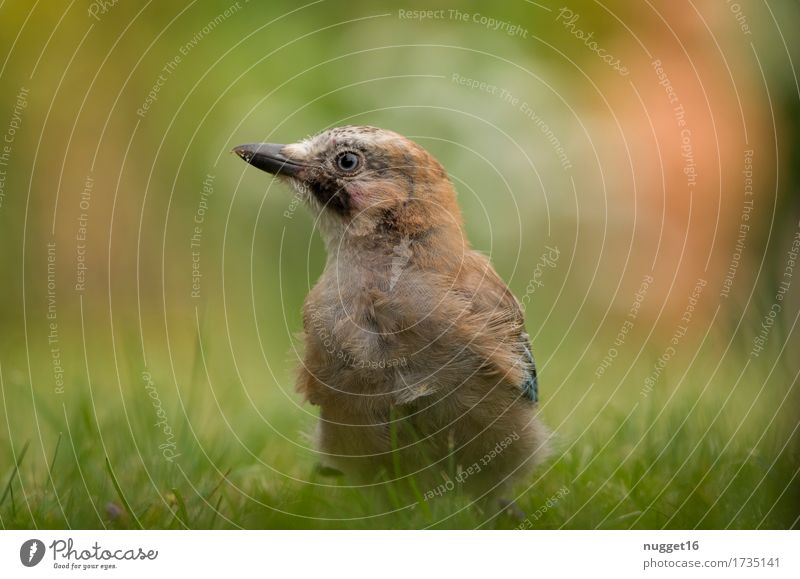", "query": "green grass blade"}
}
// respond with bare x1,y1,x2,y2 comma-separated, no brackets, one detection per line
0,440,30,511
171,487,190,528
105,456,141,529
46,432,62,491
